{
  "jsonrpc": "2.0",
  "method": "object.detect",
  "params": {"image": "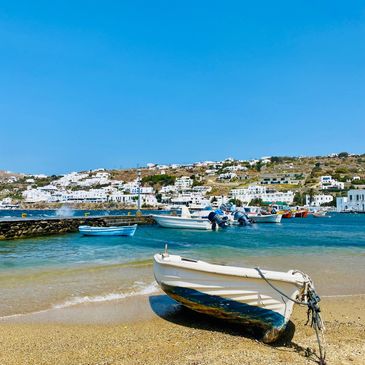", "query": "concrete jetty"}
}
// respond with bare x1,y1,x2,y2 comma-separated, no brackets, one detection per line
0,215,155,240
